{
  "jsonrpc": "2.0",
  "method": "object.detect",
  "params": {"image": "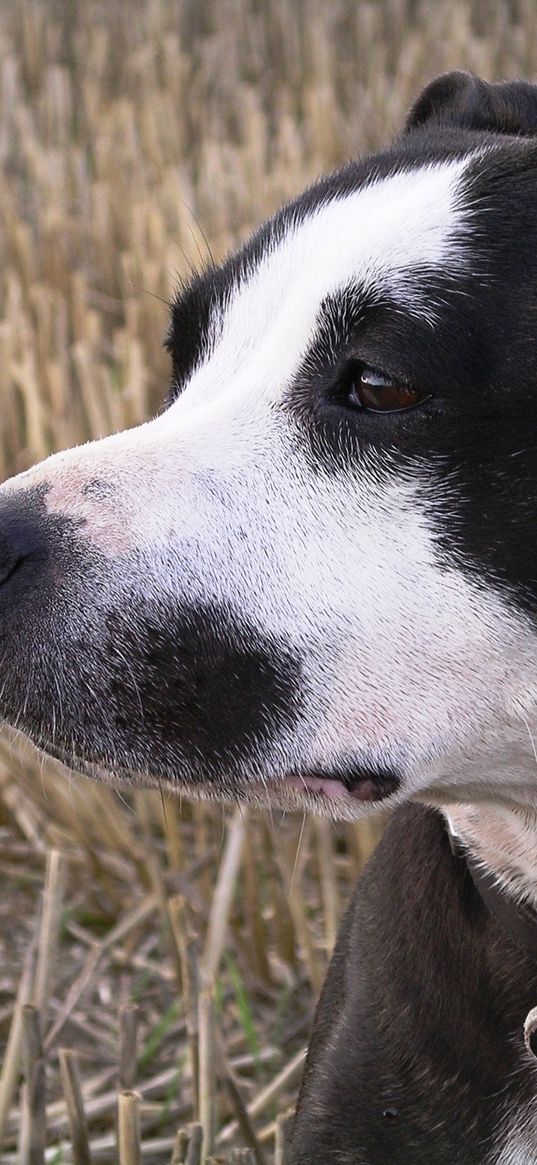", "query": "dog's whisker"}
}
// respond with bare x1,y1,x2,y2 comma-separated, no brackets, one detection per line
158,780,168,826
178,196,215,267
520,712,537,769
290,811,307,891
